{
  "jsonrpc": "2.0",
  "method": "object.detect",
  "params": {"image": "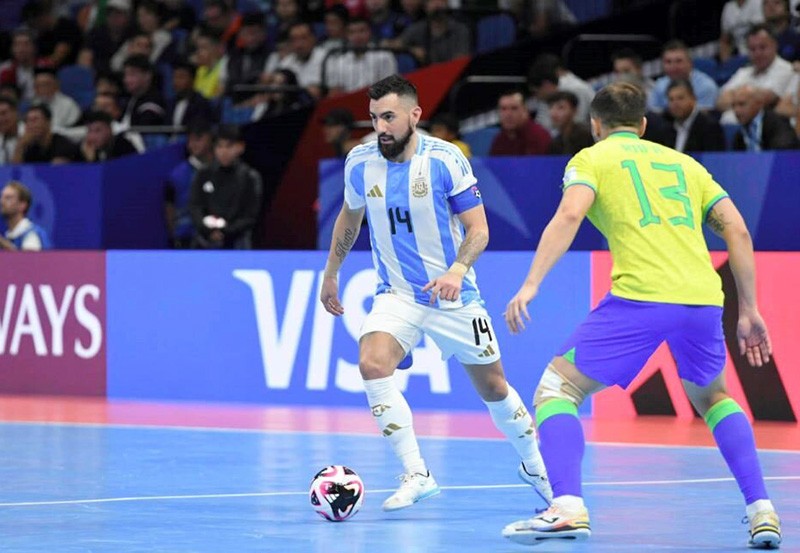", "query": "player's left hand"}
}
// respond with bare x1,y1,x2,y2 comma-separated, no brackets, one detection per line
422,271,463,305
504,283,538,334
